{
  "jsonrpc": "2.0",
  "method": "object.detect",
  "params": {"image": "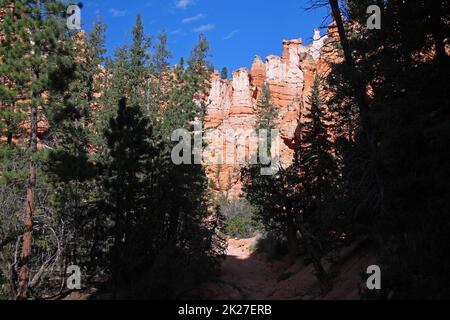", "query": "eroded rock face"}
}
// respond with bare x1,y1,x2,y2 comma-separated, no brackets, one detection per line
230,68,254,117
205,29,332,198
206,71,233,129
250,56,266,90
